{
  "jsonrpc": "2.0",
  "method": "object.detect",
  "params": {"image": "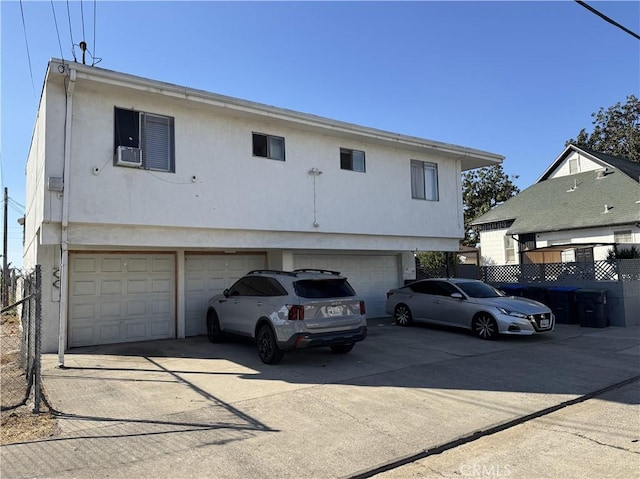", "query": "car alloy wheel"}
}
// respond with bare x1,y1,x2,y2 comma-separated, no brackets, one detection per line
394,304,413,327
257,324,284,365
473,313,498,340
